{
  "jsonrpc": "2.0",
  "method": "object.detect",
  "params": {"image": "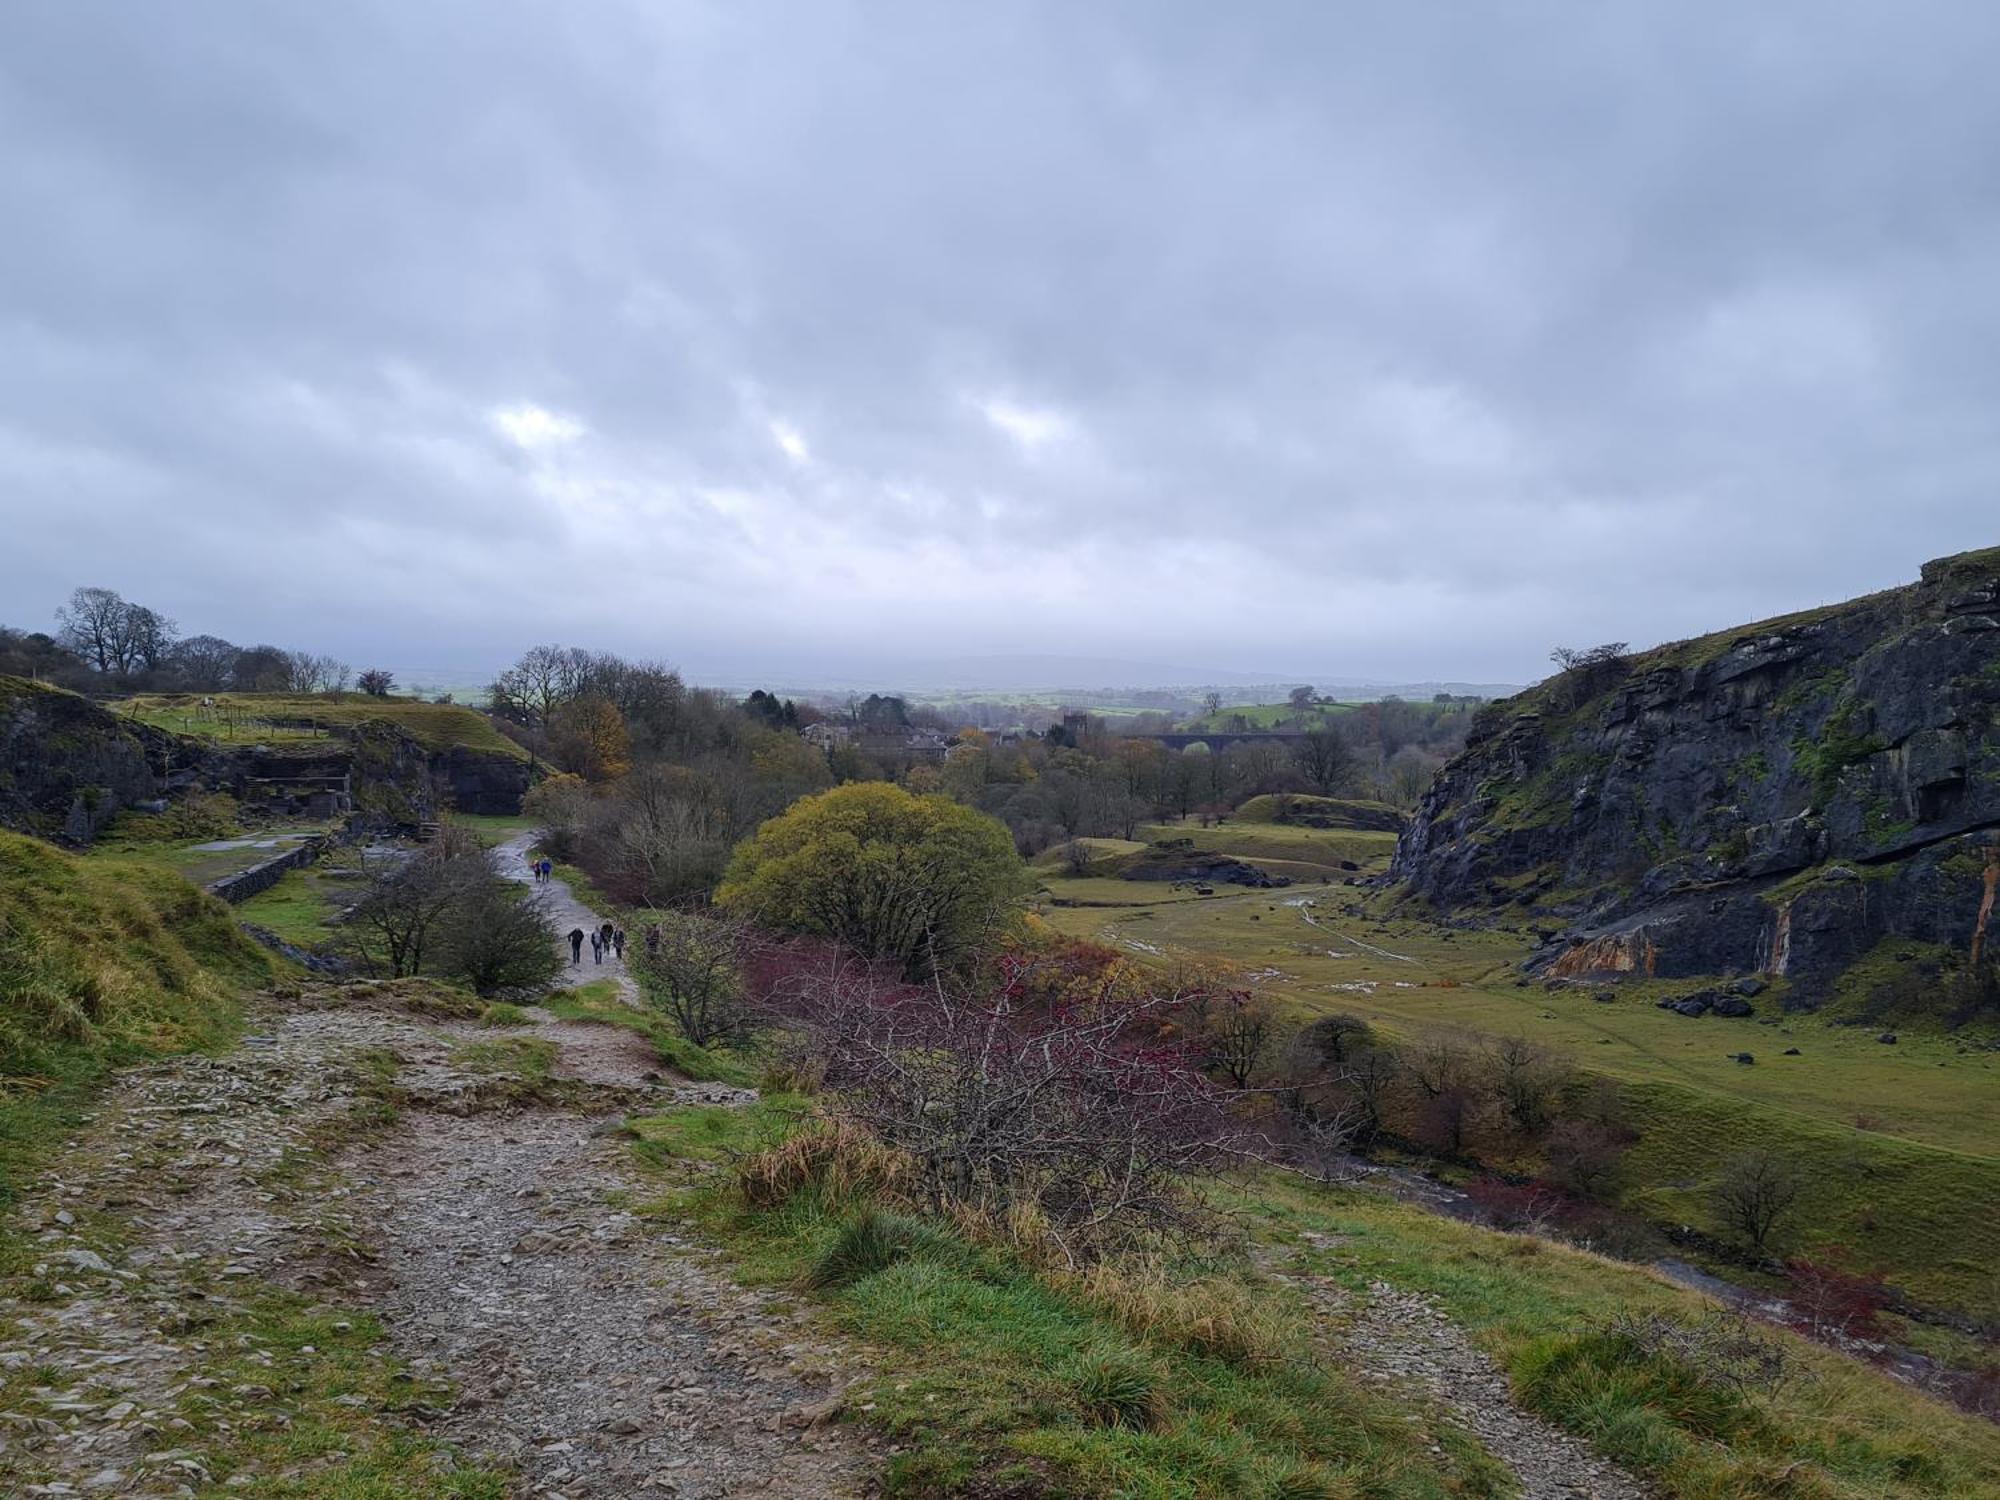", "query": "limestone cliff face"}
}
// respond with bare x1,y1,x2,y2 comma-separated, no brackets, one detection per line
0,678,160,843
1393,548,2000,1003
